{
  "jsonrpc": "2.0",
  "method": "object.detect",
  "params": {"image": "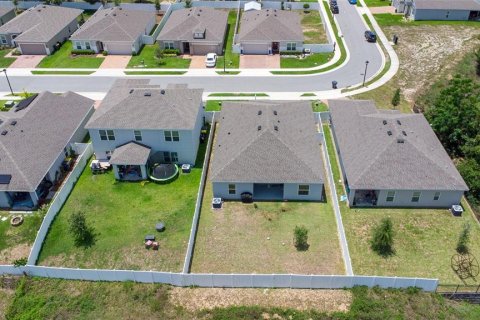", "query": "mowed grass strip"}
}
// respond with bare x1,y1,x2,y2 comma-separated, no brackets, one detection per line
323,123,480,284
37,42,104,69
38,142,207,271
